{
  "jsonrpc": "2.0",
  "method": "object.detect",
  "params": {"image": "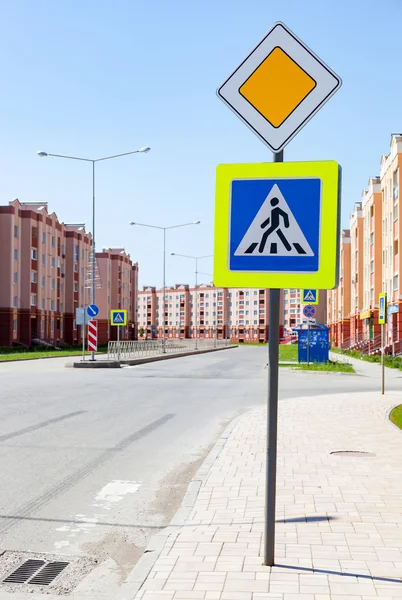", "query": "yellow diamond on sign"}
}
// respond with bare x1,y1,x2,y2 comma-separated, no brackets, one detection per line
239,48,316,128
